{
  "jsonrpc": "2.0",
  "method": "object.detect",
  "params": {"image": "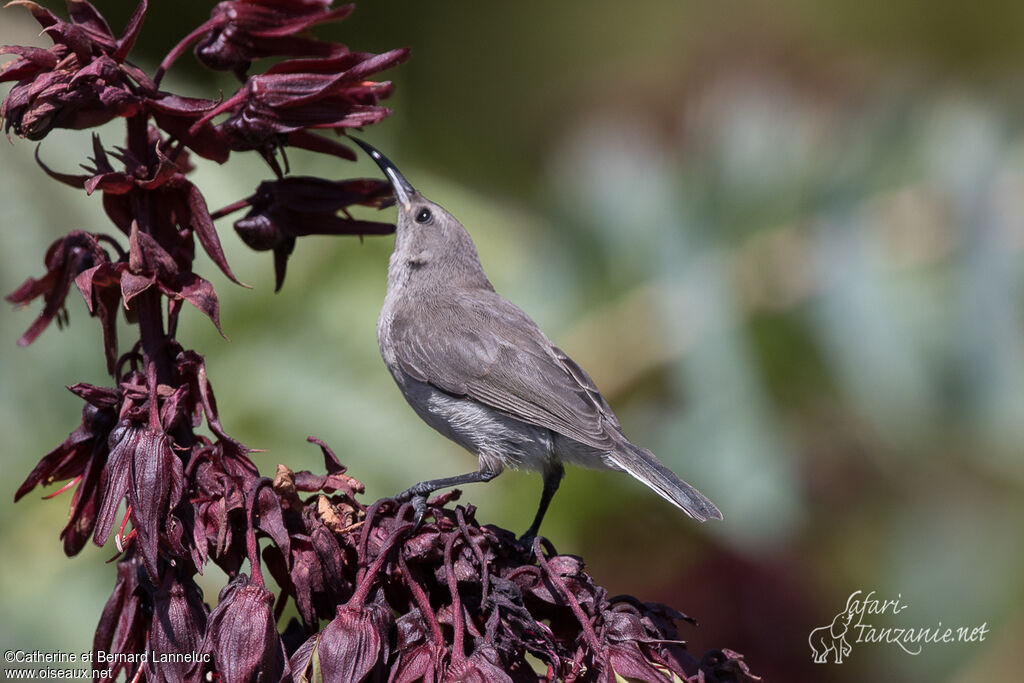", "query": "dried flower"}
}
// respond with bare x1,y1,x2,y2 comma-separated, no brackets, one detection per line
389,609,445,683
196,574,287,682
91,423,180,580
0,0,150,139
93,555,148,682
160,0,356,80
147,570,209,683
41,132,239,282
291,600,394,681
14,381,118,556
190,49,409,174
5,230,111,349
267,473,760,682
214,175,394,289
